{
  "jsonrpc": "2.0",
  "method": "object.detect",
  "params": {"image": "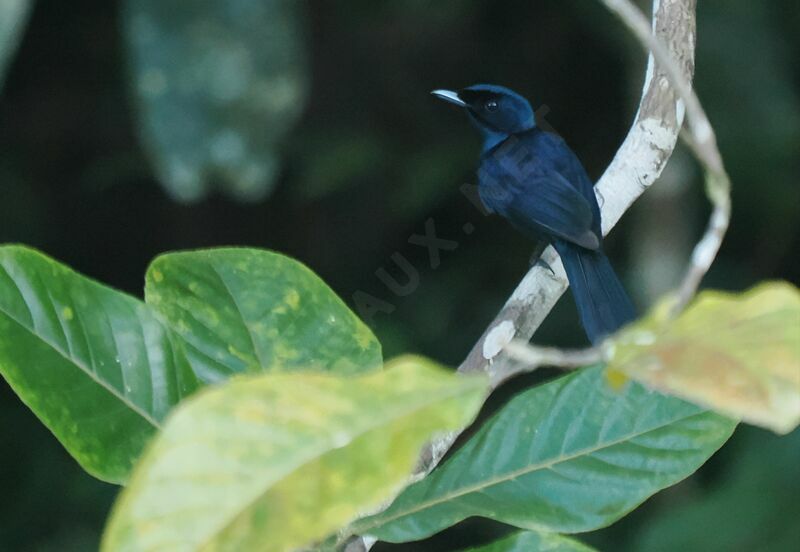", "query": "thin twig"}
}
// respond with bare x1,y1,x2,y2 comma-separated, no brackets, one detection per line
601,0,723,173
496,341,604,386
